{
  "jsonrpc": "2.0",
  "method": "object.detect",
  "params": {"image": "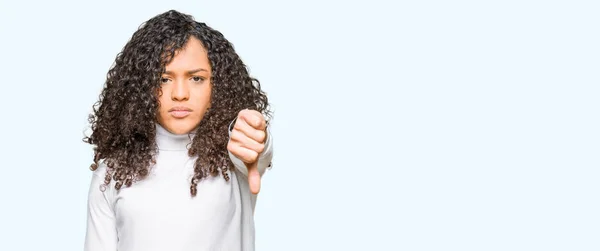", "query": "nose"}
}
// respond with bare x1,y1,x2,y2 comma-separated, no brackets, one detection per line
171,80,189,101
